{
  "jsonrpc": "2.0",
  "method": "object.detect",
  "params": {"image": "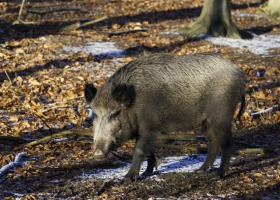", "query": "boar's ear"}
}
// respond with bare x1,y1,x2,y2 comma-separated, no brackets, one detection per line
112,84,135,106
84,83,97,104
